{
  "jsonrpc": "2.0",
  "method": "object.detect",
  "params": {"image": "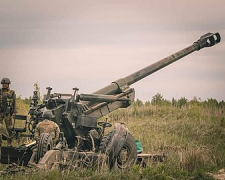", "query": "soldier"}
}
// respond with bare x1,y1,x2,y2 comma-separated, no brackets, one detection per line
0,78,16,146
34,110,60,145
28,110,60,166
